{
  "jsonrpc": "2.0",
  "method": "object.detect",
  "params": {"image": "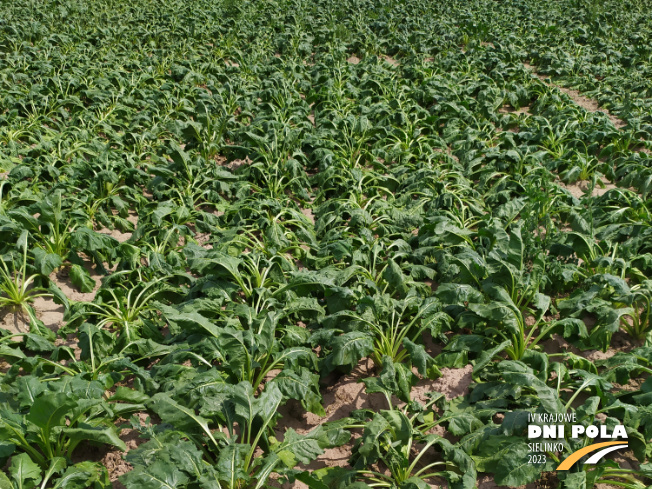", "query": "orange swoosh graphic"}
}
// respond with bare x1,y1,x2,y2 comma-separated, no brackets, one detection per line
557,441,626,470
